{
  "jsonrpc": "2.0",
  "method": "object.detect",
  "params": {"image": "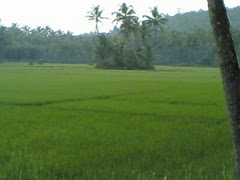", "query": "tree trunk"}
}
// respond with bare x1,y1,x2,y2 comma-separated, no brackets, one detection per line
207,0,240,178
